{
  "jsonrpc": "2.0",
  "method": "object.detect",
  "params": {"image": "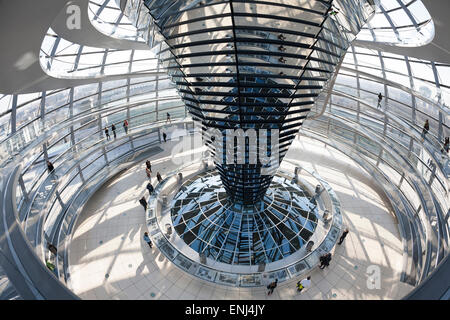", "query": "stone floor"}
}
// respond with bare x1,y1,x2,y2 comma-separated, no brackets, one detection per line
68,136,414,300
